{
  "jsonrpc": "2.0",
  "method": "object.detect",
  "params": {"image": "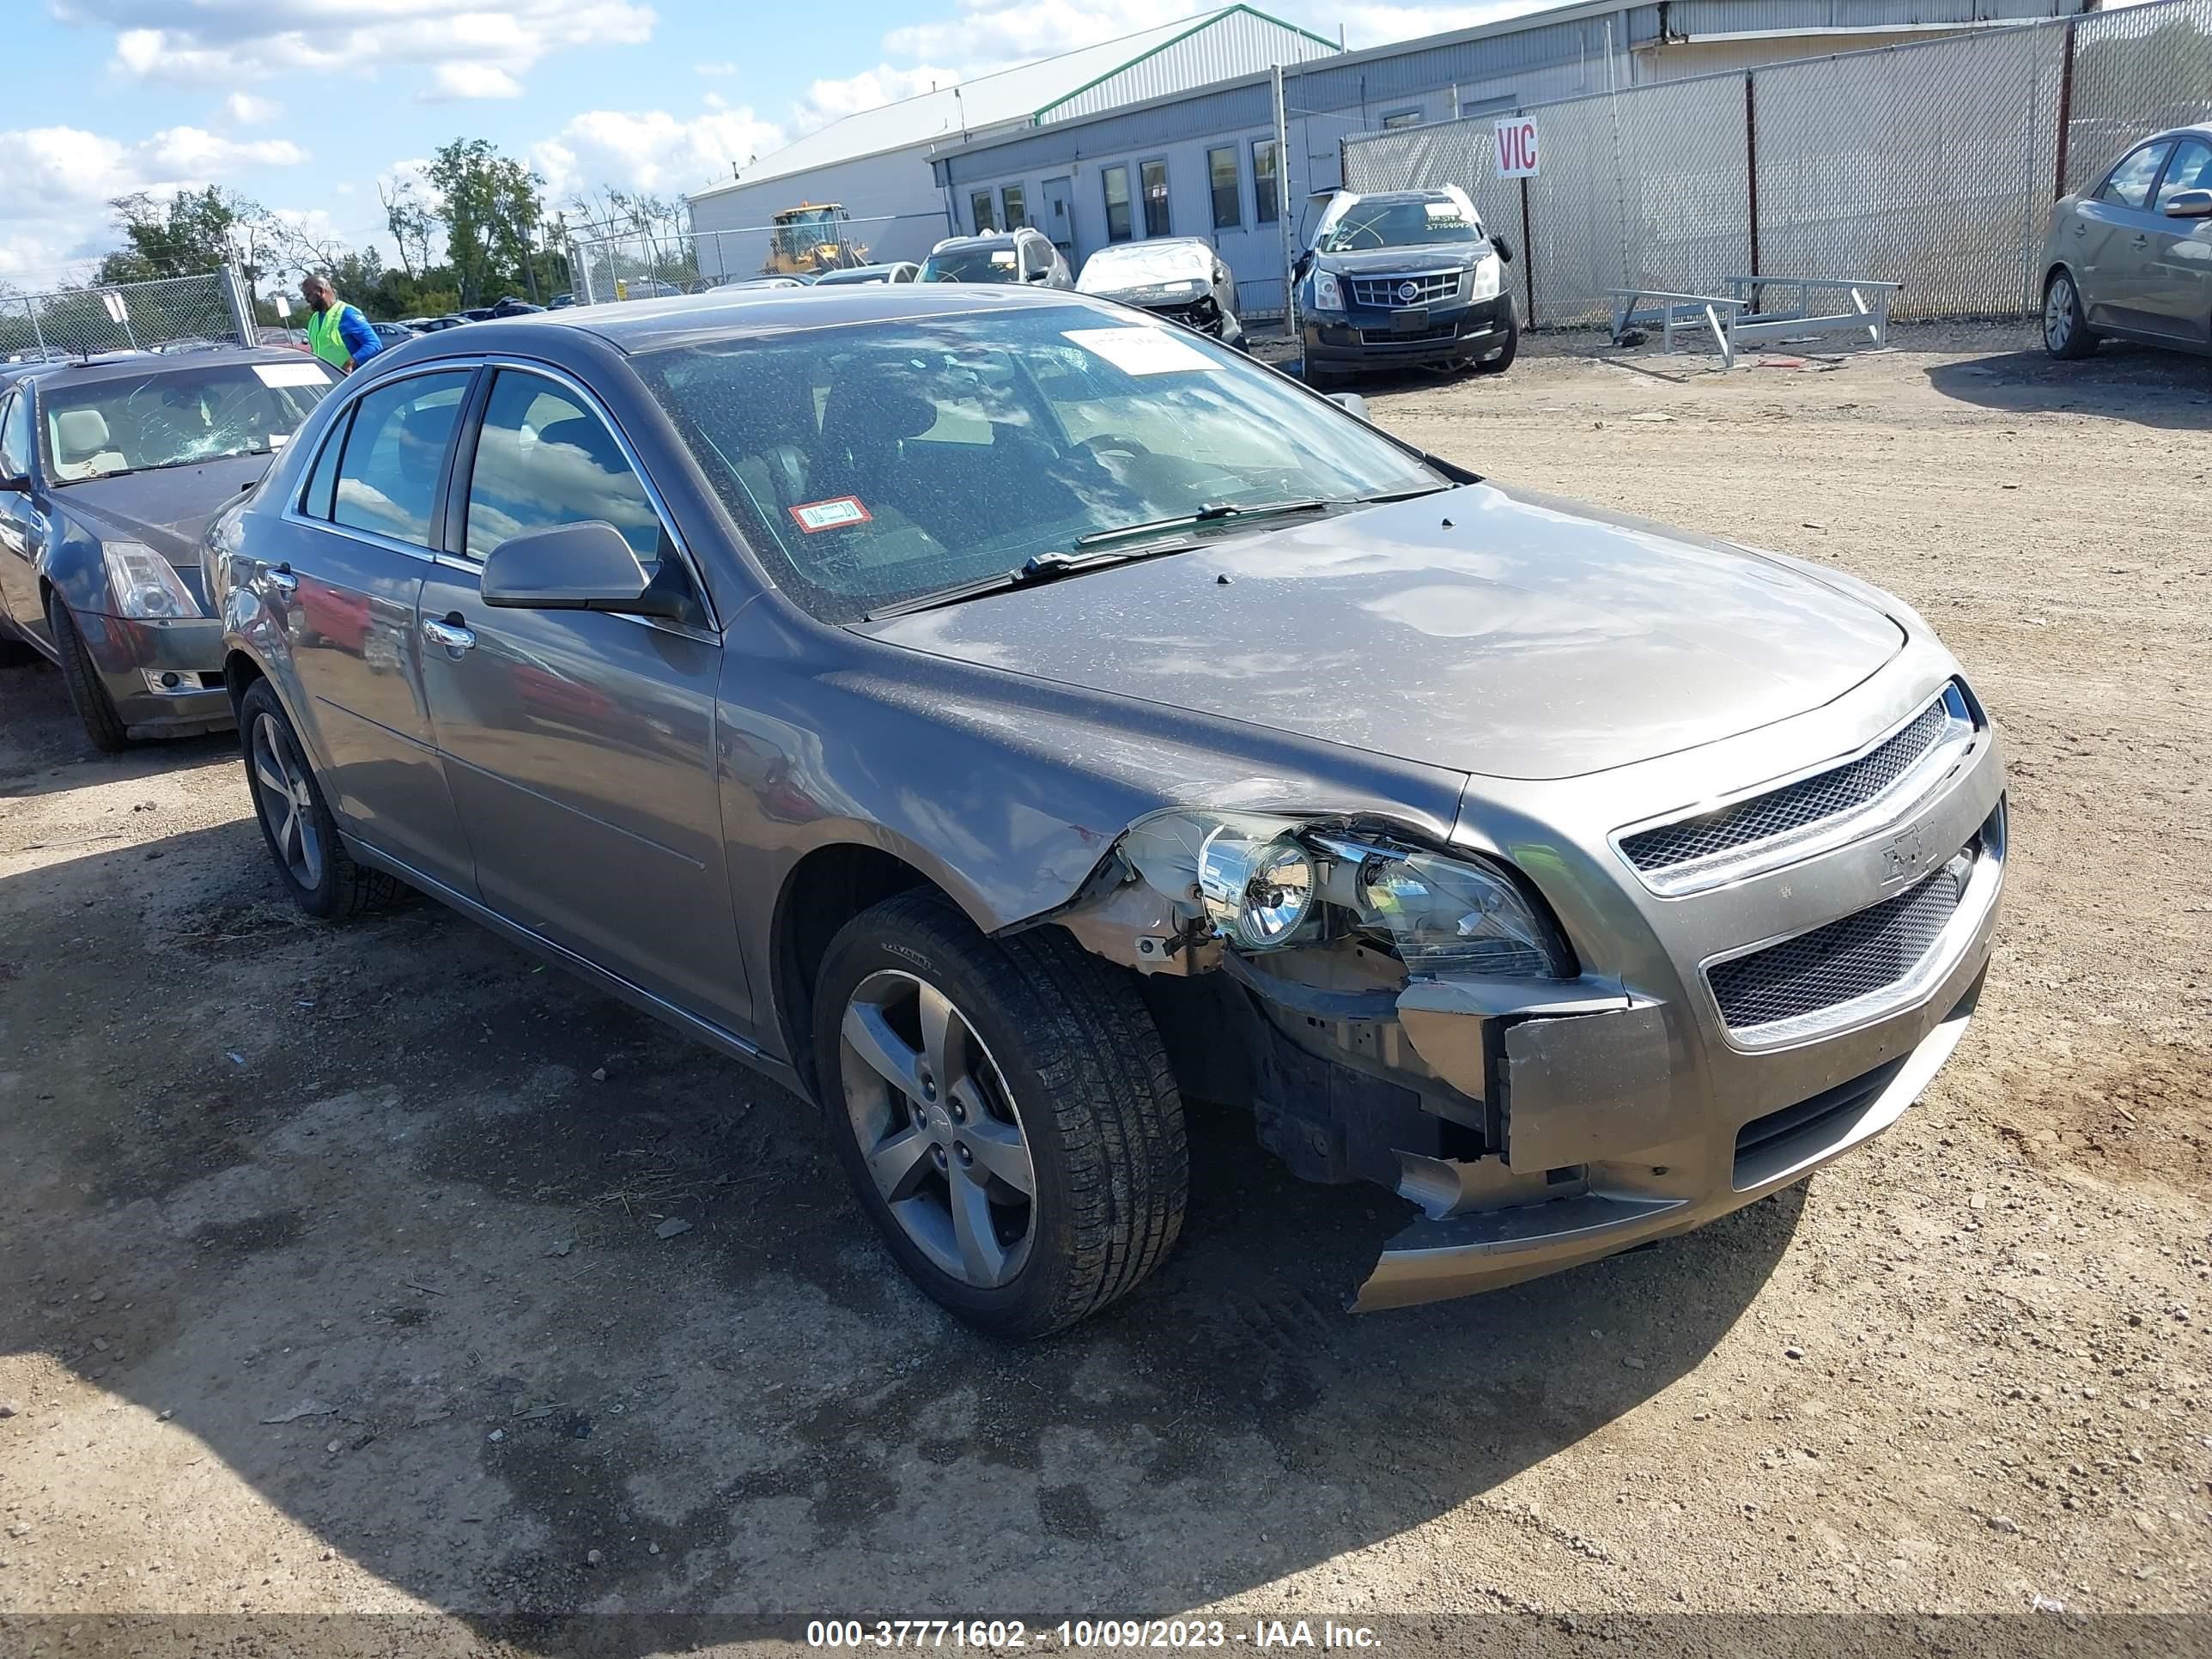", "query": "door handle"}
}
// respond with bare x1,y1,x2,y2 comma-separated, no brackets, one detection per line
2073,222,2088,237
422,614,476,653
264,562,298,595
2132,234,2150,248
